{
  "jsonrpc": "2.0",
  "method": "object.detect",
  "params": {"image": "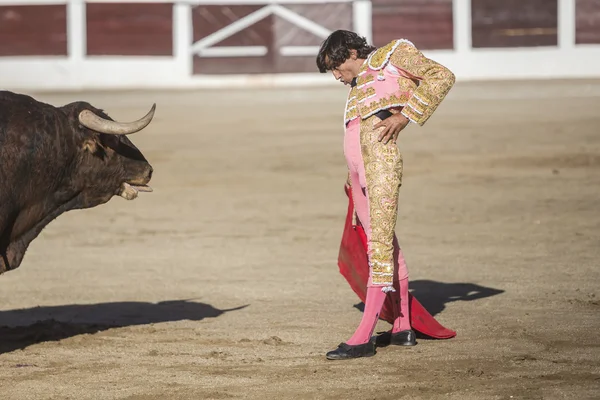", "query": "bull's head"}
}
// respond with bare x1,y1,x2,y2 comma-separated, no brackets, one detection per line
60,102,155,207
